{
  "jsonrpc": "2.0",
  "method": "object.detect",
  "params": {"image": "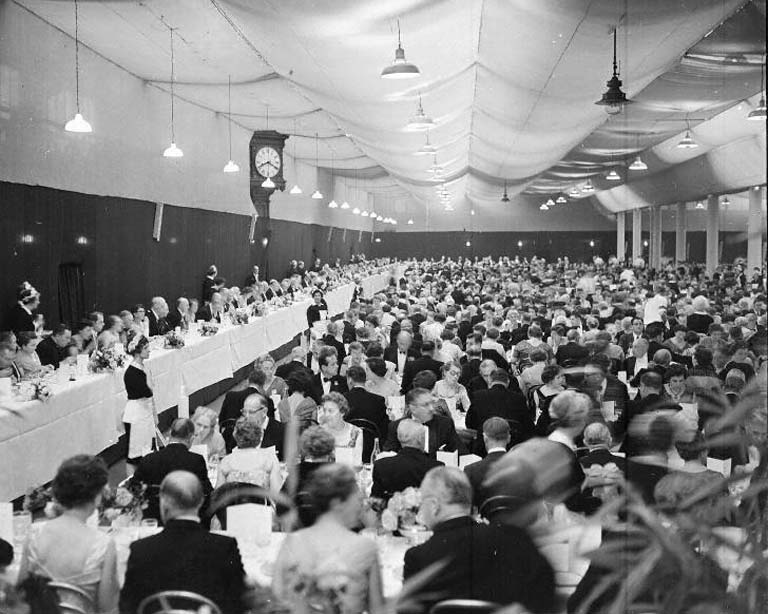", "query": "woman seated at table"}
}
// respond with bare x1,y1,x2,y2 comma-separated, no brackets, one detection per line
277,370,318,432
318,393,363,465
255,354,287,400
339,342,365,378
273,464,384,614
13,331,47,379
364,358,400,398
191,406,226,460
663,363,694,404
96,315,123,351
217,417,281,493
70,320,95,355
434,362,471,413
18,455,119,614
